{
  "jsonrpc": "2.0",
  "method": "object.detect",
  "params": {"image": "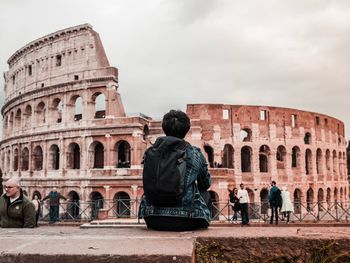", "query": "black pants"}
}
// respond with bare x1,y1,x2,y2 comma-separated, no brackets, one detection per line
240,203,249,225
270,206,279,224
145,216,209,231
